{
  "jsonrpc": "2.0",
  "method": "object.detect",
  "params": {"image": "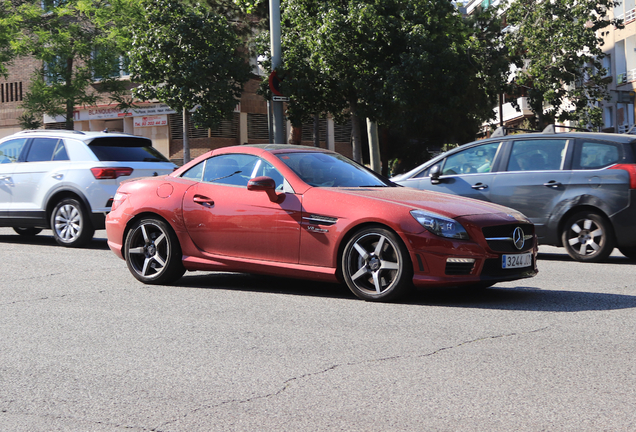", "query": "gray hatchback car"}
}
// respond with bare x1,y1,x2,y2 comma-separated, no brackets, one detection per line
392,125,636,262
